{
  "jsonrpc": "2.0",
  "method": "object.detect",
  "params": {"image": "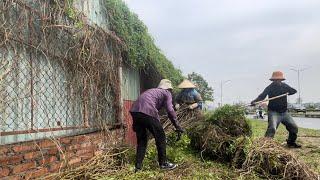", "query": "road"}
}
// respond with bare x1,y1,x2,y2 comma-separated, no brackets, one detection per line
292,117,320,130
248,115,320,130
